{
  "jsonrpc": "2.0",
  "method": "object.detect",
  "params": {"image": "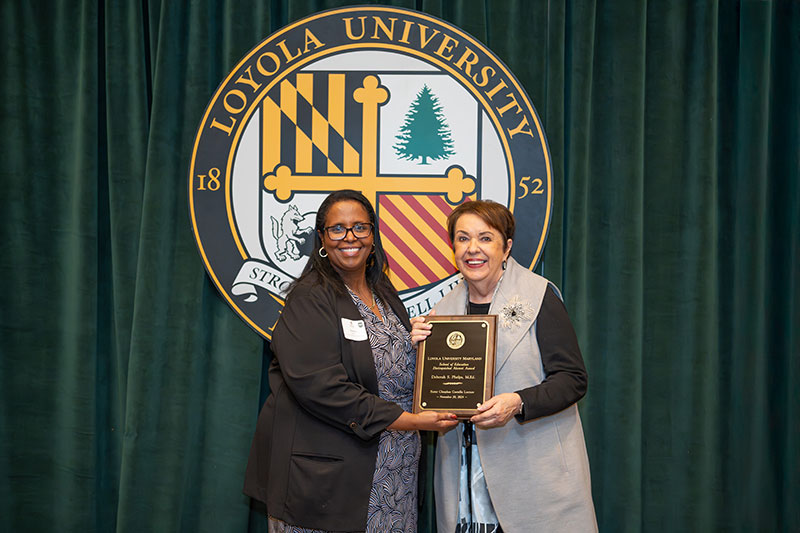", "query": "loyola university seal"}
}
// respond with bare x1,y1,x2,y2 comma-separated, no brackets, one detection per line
189,6,552,339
